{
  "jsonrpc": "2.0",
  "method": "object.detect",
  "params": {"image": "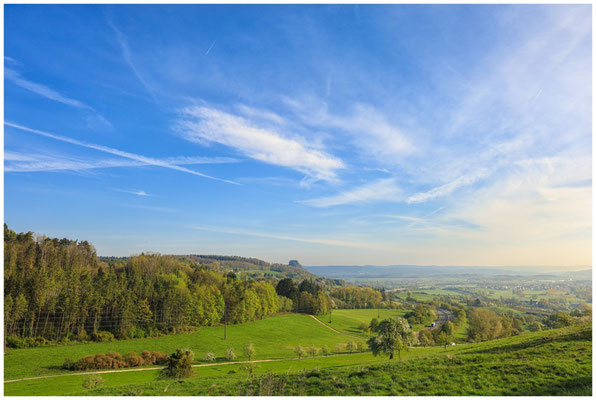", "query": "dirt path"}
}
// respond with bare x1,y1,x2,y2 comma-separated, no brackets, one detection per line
4,352,356,384
308,315,364,340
